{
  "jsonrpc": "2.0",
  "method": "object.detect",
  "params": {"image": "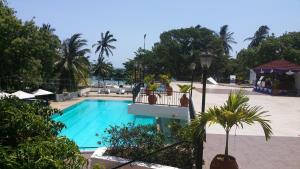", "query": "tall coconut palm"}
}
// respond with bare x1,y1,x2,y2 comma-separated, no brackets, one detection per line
191,90,272,160
55,33,90,92
93,56,113,85
245,25,270,48
93,31,117,58
219,25,237,55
